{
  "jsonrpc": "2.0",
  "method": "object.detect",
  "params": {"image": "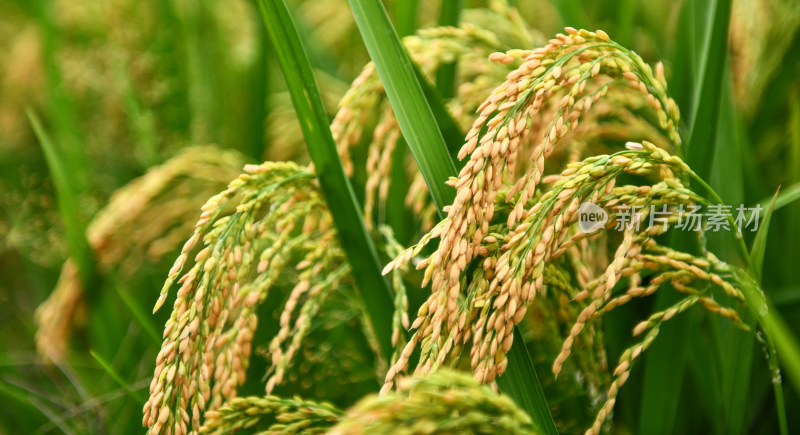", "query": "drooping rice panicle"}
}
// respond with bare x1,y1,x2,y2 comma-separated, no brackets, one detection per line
35,146,246,362
333,369,535,435
140,17,767,435
200,395,342,435
143,162,355,434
